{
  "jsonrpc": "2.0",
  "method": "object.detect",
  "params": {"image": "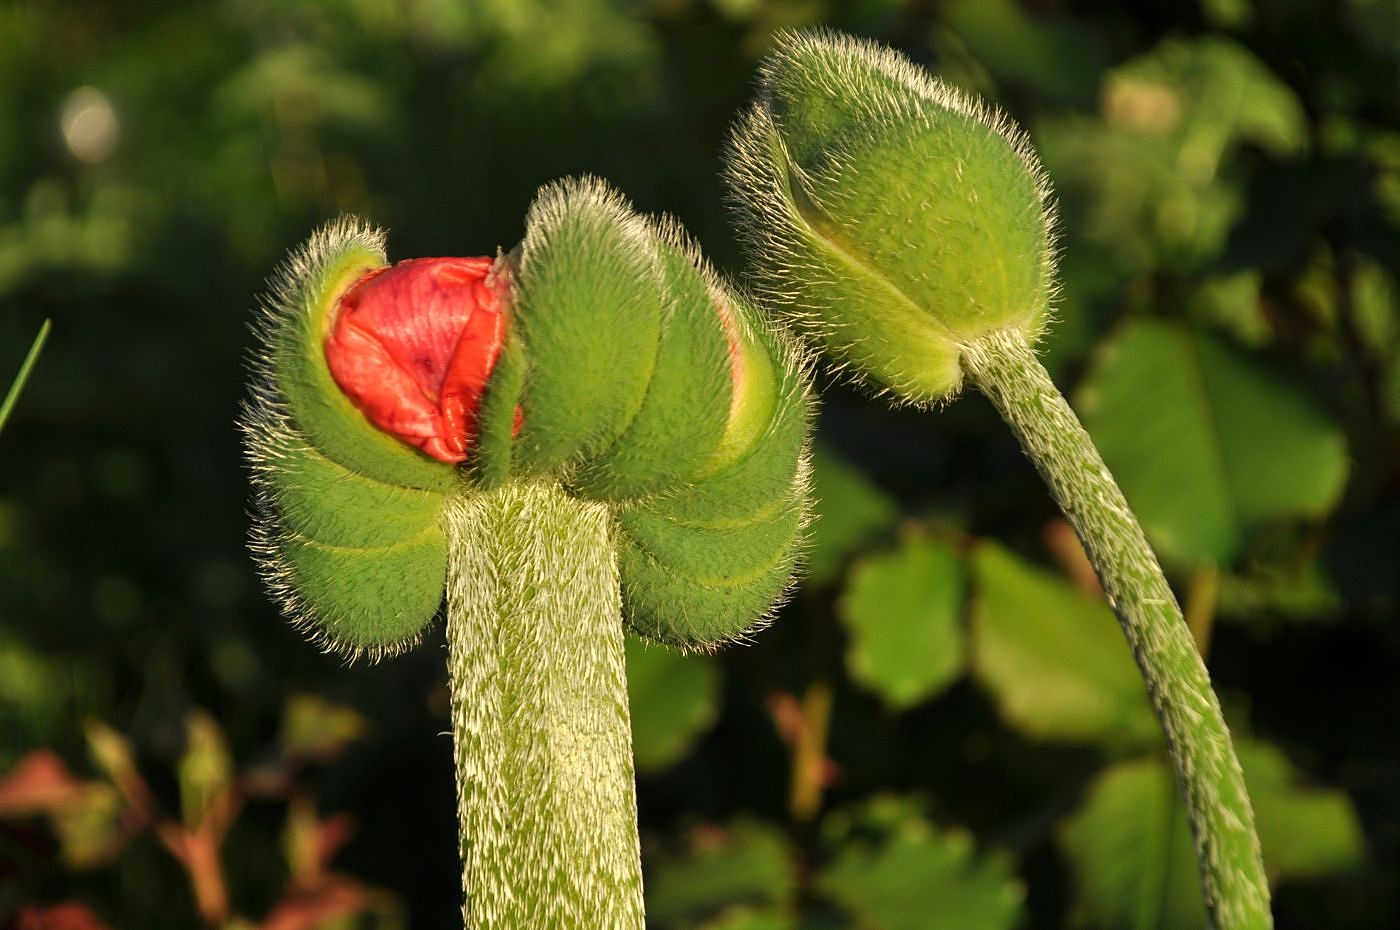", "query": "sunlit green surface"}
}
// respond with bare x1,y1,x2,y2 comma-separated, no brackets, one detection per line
0,2,1392,927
